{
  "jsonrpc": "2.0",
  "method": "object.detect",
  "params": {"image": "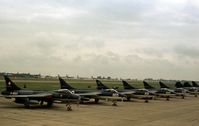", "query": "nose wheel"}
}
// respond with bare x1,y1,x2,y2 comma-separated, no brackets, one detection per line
112,100,117,106
66,103,72,111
